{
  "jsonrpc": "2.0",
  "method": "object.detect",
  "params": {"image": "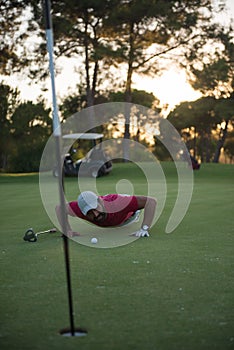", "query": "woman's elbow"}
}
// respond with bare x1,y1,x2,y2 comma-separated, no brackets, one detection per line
148,197,157,207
